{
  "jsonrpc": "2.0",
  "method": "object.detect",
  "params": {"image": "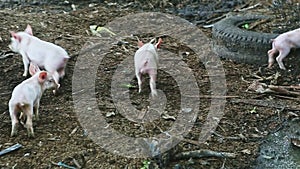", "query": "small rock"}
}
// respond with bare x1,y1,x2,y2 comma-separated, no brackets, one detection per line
261,155,273,159
241,149,251,155
173,164,181,169
106,112,115,117
182,108,192,113
291,138,300,148
38,141,43,147
89,3,96,7
187,158,194,164
71,4,76,11
162,114,176,121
